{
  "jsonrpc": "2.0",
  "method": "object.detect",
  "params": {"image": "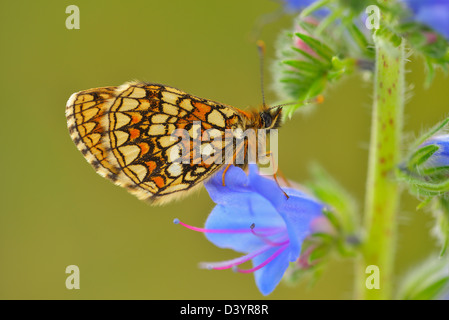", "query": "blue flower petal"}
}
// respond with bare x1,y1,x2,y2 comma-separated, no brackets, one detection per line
414,6,449,40
252,247,291,295
205,198,287,254
421,135,449,168
248,165,289,209
278,196,324,260
205,166,250,206
283,0,314,12
248,166,325,260
403,0,449,40
404,0,449,13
